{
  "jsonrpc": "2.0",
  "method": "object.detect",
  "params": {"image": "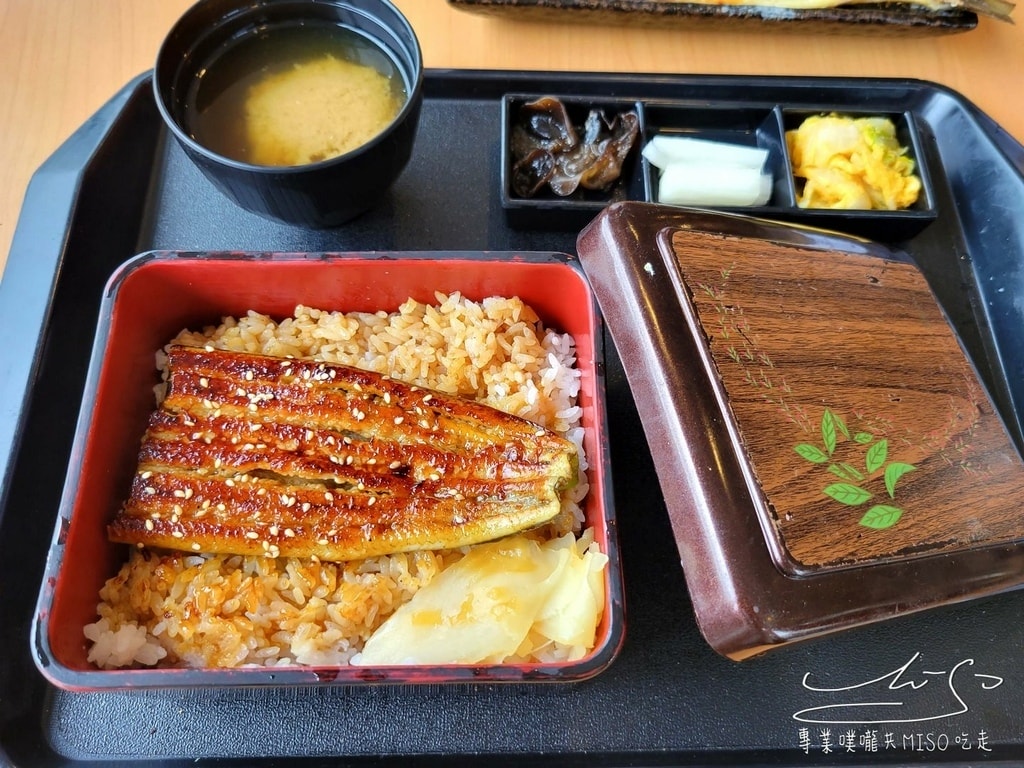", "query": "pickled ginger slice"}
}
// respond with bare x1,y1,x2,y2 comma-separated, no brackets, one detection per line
356,531,607,665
